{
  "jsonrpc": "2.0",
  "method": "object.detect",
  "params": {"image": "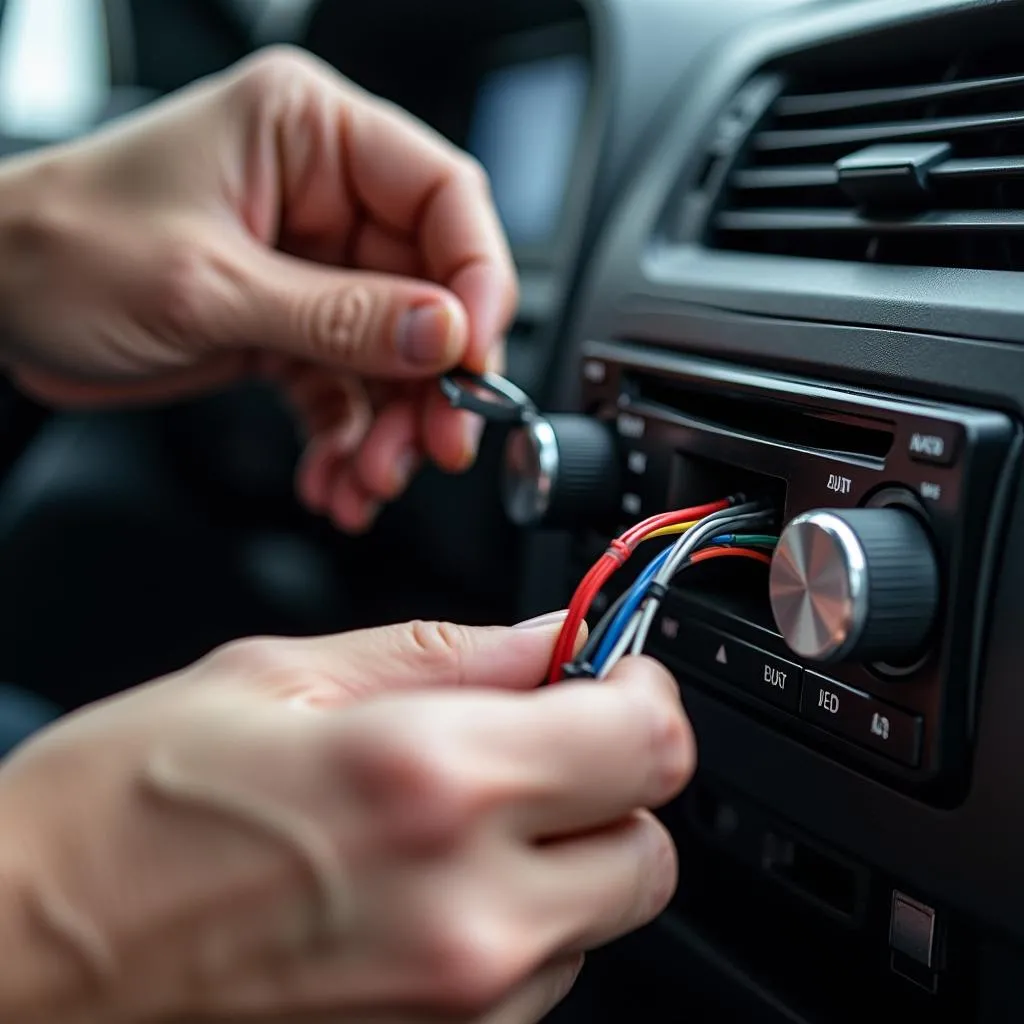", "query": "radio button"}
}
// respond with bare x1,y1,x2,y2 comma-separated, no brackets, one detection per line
672,621,803,713
801,673,922,767
906,426,958,466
